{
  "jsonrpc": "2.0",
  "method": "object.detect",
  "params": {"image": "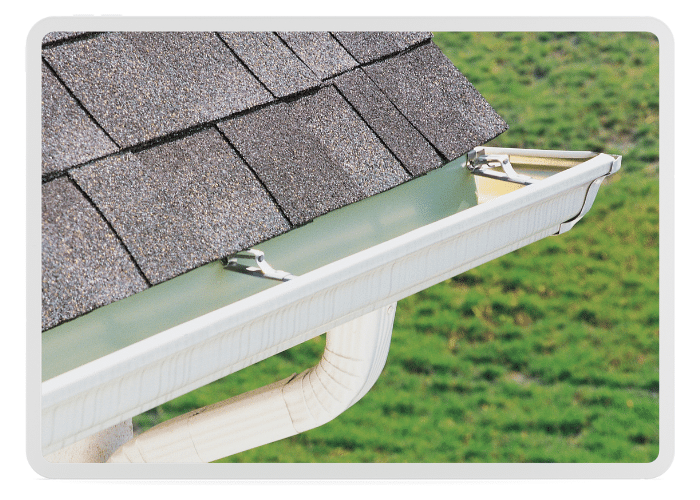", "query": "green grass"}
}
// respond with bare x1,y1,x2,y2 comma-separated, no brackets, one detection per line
133,32,660,463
